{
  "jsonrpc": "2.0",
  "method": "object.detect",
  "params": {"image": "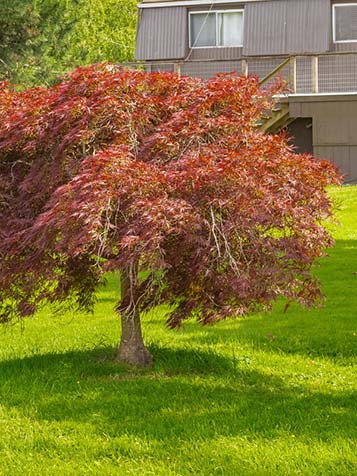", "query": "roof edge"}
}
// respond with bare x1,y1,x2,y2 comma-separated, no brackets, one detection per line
139,0,265,8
